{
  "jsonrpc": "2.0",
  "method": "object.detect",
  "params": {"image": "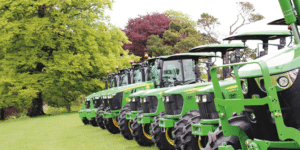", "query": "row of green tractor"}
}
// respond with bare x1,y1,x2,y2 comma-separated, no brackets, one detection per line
78,1,300,149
